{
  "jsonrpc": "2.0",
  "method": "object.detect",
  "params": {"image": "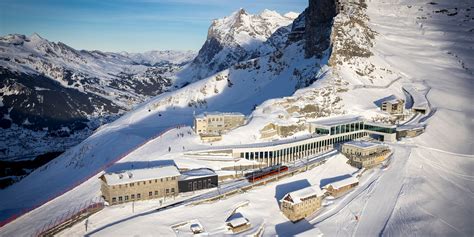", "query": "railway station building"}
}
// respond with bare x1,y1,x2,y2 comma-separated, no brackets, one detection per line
187,115,397,167
99,165,180,205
